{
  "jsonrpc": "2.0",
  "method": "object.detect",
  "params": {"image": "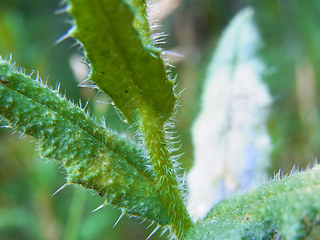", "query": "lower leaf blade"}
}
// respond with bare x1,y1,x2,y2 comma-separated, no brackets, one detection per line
186,165,320,239
0,59,170,225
